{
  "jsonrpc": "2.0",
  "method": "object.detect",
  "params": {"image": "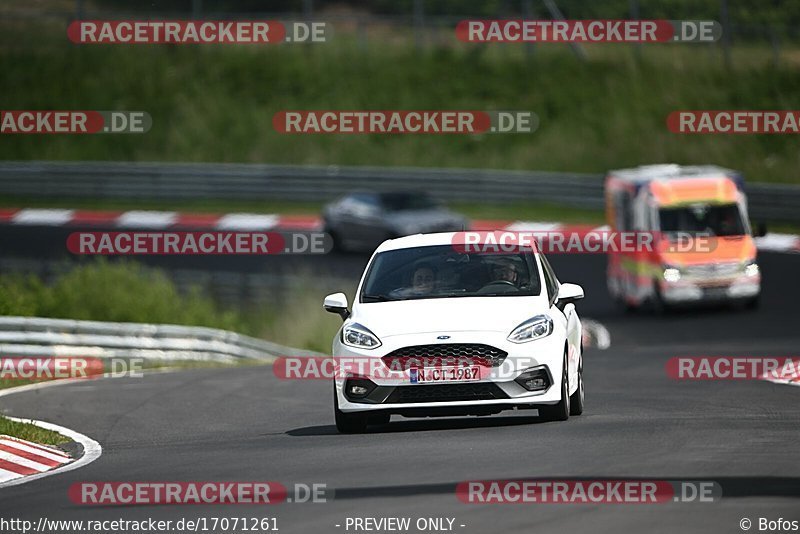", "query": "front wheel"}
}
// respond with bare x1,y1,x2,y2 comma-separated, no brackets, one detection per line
569,359,584,416
334,389,368,434
650,280,667,315
326,227,347,253
539,354,570,422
